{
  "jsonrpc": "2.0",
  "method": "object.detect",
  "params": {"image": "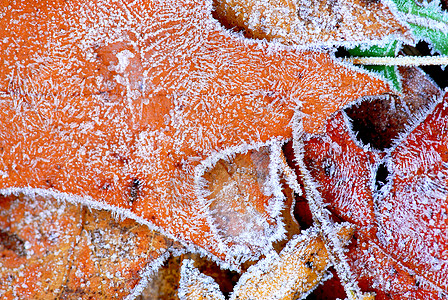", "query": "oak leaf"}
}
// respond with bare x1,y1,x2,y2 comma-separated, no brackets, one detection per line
0,0,391,267
297,71,447,299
